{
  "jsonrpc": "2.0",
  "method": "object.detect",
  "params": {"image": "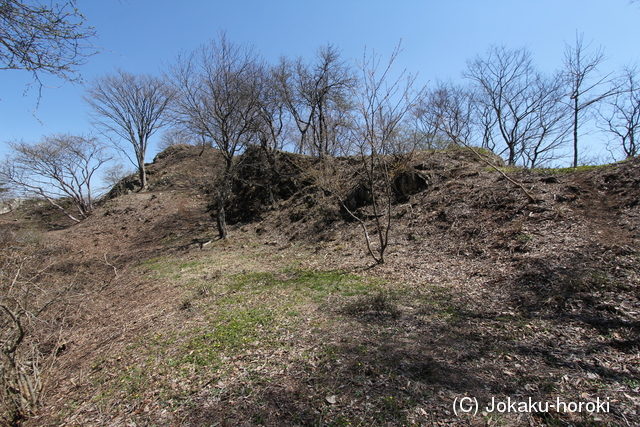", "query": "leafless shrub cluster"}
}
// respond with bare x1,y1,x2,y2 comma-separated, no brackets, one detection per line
0,232,68,425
